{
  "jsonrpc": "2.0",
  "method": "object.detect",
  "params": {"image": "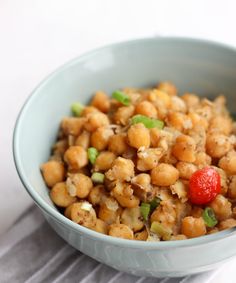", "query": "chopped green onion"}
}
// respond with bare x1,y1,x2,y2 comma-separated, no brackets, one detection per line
91,172,104,184
131,115,164,129
71,102,84,116
88,147,99,164
150,221,171,240
202,207,218,227
140,202,150,221
150,197,161,212
112,91,130,106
